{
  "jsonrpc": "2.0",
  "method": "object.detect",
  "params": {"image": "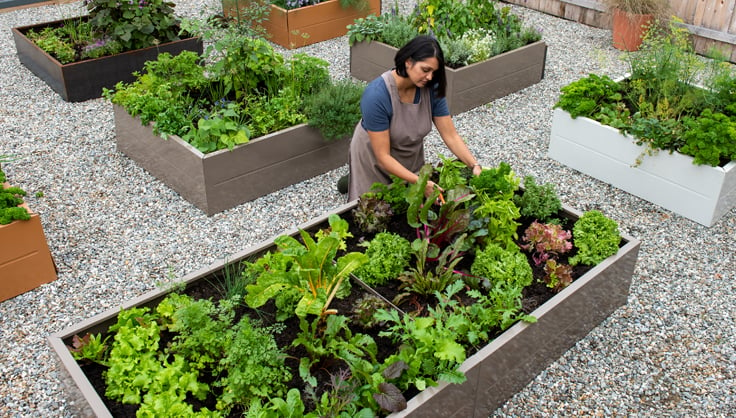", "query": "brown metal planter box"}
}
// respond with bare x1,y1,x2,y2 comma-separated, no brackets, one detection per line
11,19,203,102
0,189,57,302
223,0,381,49
47,200,640,417
350,40,548,115
113,104,349,215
